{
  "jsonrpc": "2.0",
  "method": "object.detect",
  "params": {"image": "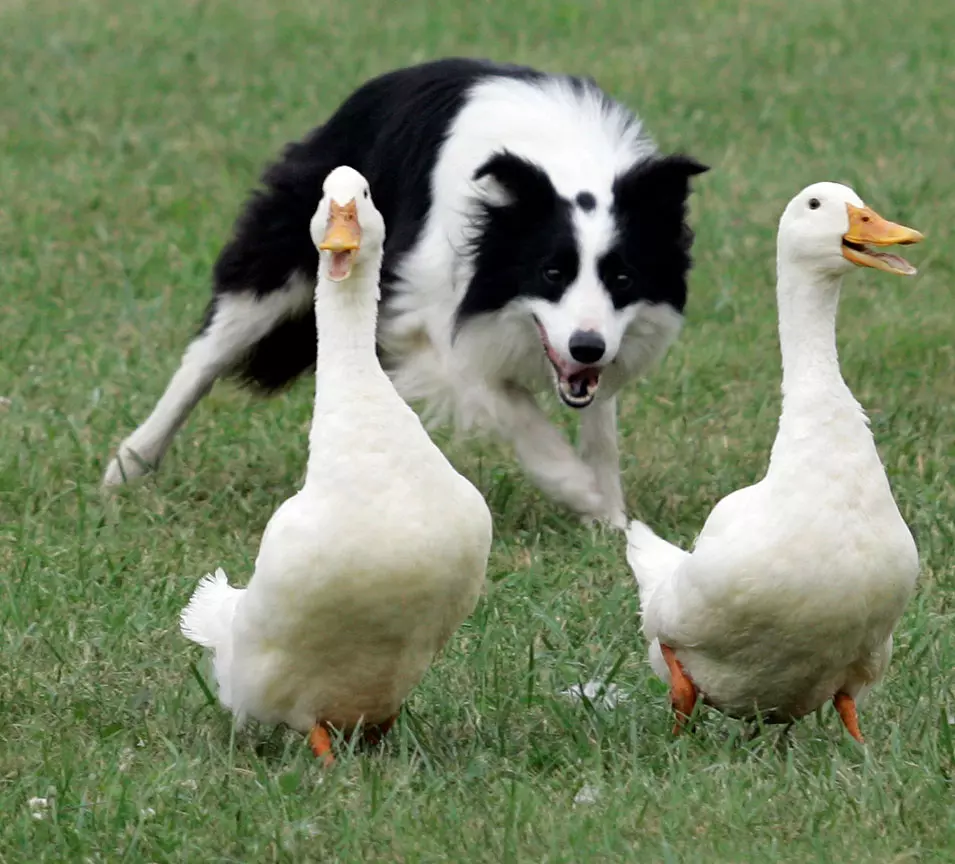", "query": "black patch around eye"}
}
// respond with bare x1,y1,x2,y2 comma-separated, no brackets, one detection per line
597,251,638,308
541,266,564,285
454,162,579,331
607,153,708,313
575,191,596,211
536,249,578,298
